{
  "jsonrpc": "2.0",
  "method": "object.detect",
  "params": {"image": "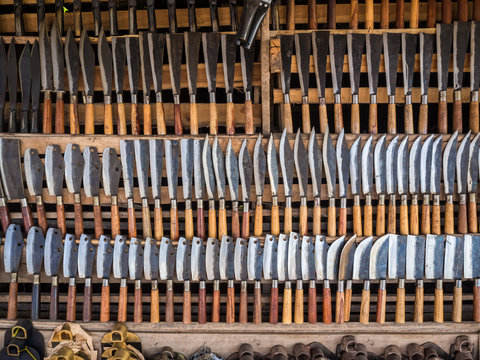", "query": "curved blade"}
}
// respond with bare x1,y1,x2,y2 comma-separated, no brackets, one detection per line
295,33,311,97
402,33,417,95
234,238,247,281
203,32,220,93
329,34,346,95
444,235,464,280
453,21,470,90
406,235,425,280
45,145,65,197
160,237,176,281
239,140,253,202
64,143,84,195
120,140,135,199
308,129,322,198
64,30,79,95
397,136,409,196
63,234,78,278
149,139,164,199
78,234,95,279
315,235,328,281
468,134,480,193
221,34,237,95
206,238,220,281
409,136,422,195
113,235,129,279
361,136,373,195
374,135,387,194
0,139,24,200
353,236,373,281
44,228,63,277
148,33,165,94
166,33,183,96
386,136,399,195
280,35,293,95
267,134,279,197
51,20,64,91
128,238,143,280
226,139,239,202
98,29,112,96
301,236,315,280
323,127,336,198
383,33,401,96
327,236,346,281
26,227,44,275
464,234,480,278
203,135,216,199
194,139,205,200
457,131,471,194
79,29,95,96
39,21,53,91
219,235,235,280
277,233,289,282
165,140,179,200
312,31,329,99
336,129,350,198
253,134,265,198
191,237,206,282
347,33,364,95
287,232,301,281
24,148,44,197
420,33,435,96
366,34,383,95
185,32,202,96
279,129,294,197
388,234,407,279
19,42,31,112
425,234,444,279
4,225,24,273
264,234,278,280
144,237,159,281
6,39,17,111
369,234,389,280
112,37,126,94
102,147,121,197
339,235,357,281
431,136,443,194
444,131,459,195
248,237,263,281
176,237,191,281
437,23,454,91
139,32,152,95
213,136,226,199
96,235,113,279
294,130,309,197
83,146,101,198
126,36,140,95
181,139,194,200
